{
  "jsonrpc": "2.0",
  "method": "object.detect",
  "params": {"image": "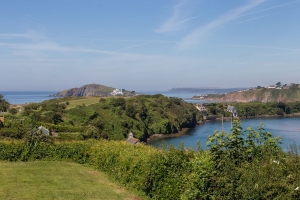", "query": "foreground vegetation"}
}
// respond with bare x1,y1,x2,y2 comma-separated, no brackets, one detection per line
1,120,300,199
0,161,143,200
1,93,300,199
